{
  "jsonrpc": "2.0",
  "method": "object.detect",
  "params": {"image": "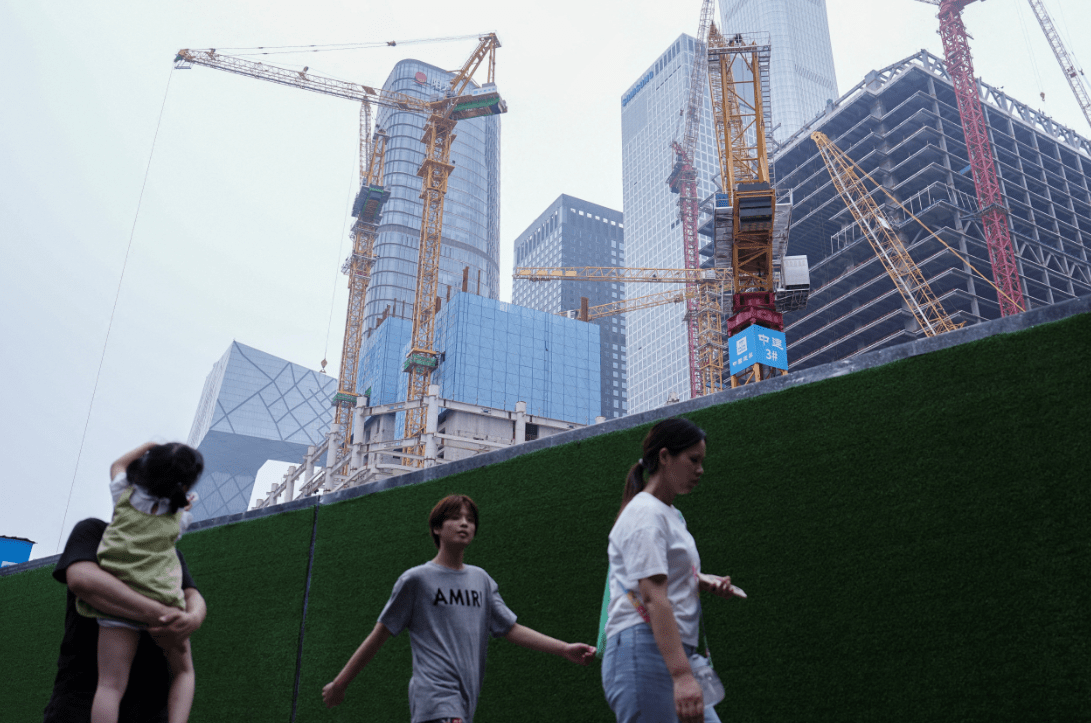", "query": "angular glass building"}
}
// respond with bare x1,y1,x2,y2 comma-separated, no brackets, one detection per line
363,59,501,330
512,194,628,418
775,50,1091,369
620,35,720,413
187,342,335,522
720,0,839,142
